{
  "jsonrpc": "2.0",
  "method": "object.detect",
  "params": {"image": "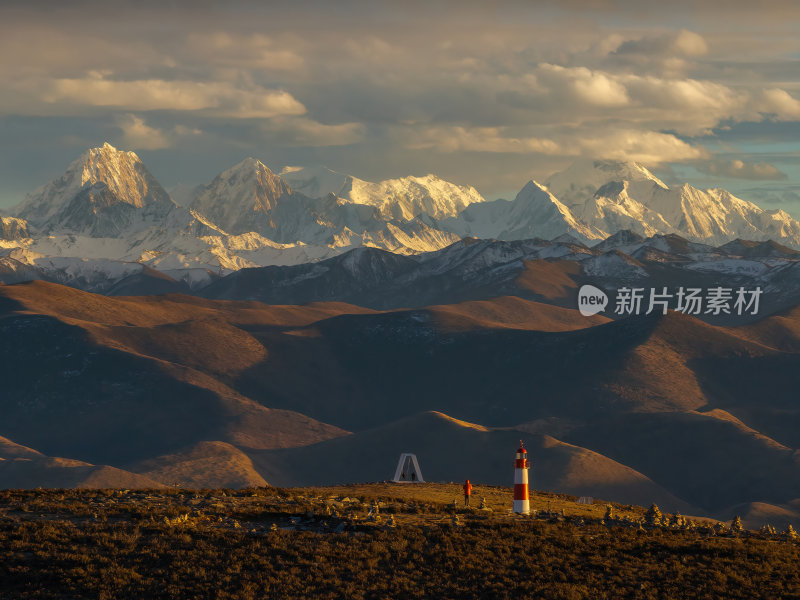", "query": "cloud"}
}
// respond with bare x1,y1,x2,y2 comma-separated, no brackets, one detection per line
737,187,800,219
260,117,365,146
759,89,800,120
577,130,709,164
538,64,630,107
116,114,201,150
408,126,561,154
183,32,305,71
405,125,705,165
614,30,708,58
695,159,787,180
500,63,799,136
0,1,798,200
766,190,800,205
34,74,307,118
